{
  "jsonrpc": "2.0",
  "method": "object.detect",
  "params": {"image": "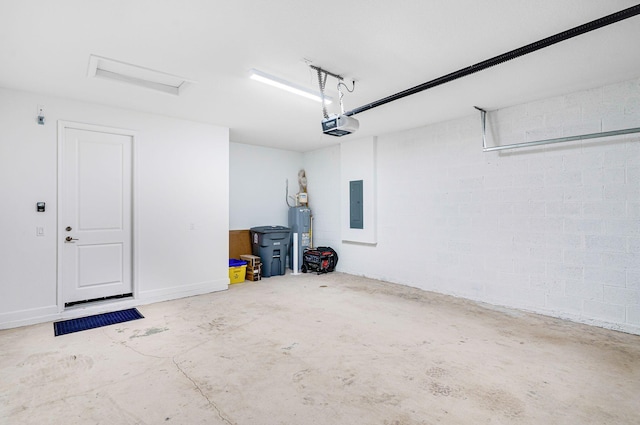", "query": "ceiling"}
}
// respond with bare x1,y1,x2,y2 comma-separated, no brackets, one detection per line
1,0,639,152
